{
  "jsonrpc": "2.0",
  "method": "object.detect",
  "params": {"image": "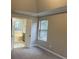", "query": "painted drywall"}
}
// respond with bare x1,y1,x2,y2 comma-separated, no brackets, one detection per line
37,13,67,57
37,0,67,12
12,0,37,12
